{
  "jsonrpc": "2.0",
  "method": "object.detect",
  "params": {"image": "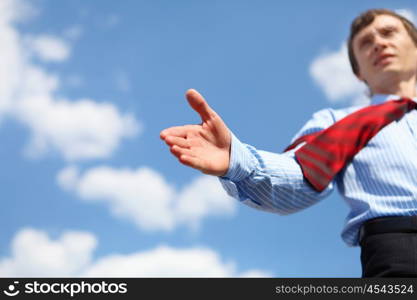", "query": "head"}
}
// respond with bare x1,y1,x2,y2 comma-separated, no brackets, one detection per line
347,9,417,94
